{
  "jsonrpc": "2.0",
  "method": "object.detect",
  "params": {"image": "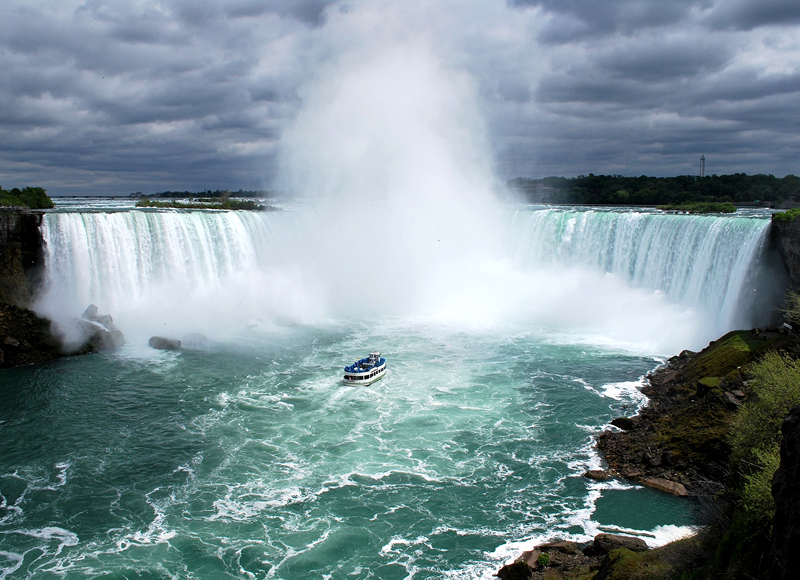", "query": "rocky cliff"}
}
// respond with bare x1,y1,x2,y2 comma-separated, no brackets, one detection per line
770,405,800,580
0,209,44,307
771,215,800,290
